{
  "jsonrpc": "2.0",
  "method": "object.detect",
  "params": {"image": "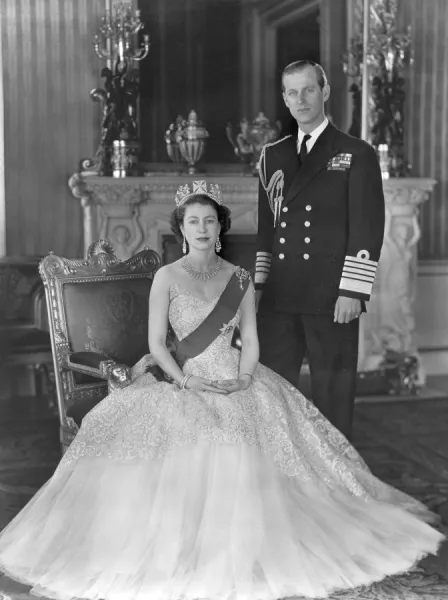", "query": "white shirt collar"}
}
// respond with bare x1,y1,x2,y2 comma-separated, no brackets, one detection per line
297,117,329,152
